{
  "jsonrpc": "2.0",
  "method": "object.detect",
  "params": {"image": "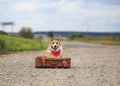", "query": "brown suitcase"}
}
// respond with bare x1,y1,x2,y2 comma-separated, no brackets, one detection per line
35,56,71,68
